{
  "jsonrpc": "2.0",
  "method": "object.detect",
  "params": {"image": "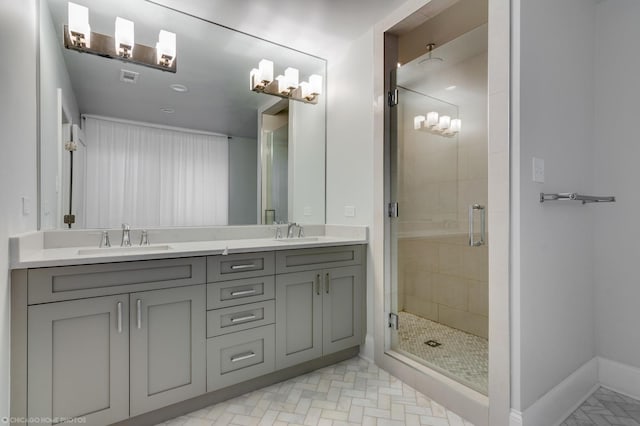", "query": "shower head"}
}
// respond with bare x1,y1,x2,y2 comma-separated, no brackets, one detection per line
419,43,444,65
